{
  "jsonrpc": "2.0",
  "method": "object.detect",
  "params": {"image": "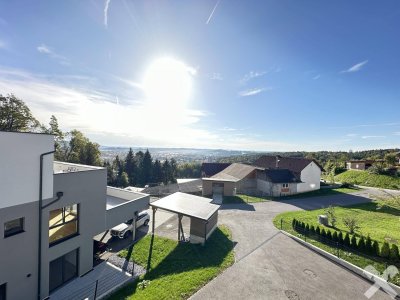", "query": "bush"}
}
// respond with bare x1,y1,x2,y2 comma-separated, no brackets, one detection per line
332,231,338,242
316,226,321,235
365,236,373,254
343,217,360,234
390,244,400,261
321,229,326,238
351,235,358,249
344,233,350,247
326,230,332,240
358,236,366,252
381,242,390,258
305,224,310,232
292,218,296,228
338,232,343,244
310,225,315,233
372,241,380,257
341,182,353,188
